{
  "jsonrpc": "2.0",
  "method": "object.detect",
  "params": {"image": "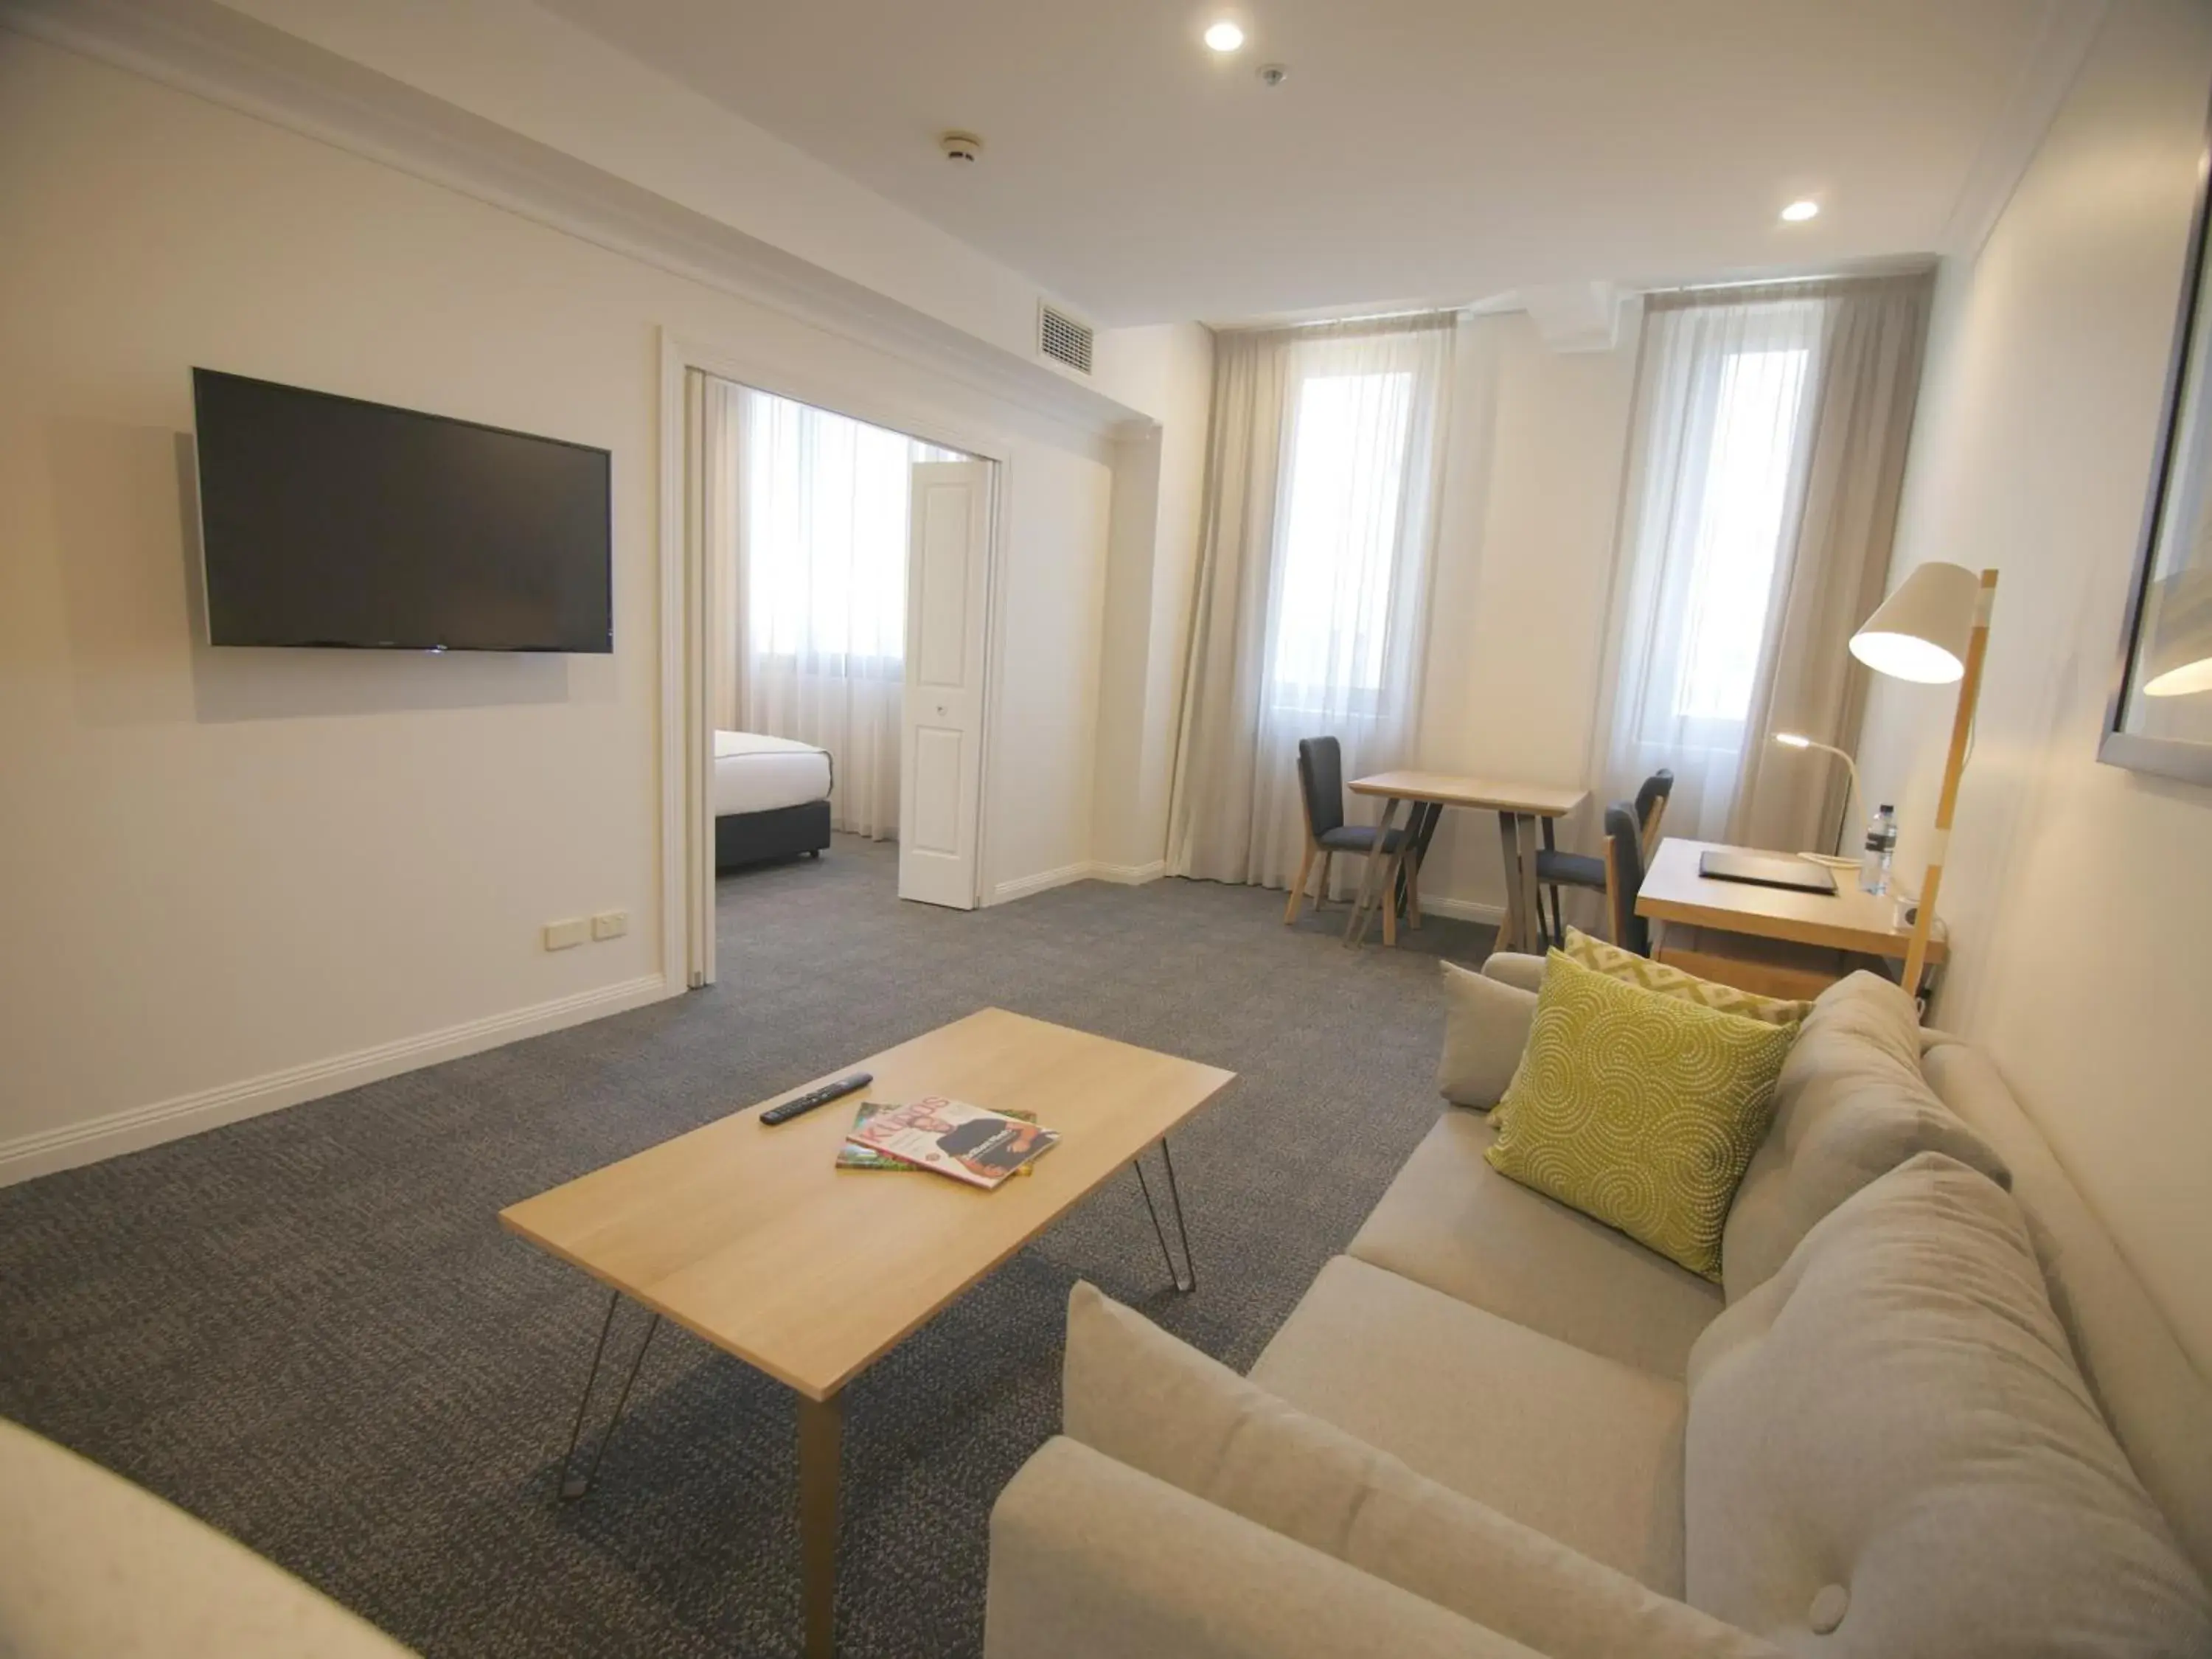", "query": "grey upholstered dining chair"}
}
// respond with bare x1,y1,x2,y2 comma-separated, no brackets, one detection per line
1599,802,1652,956
1283,736,1411,925
1533,769,1672,950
